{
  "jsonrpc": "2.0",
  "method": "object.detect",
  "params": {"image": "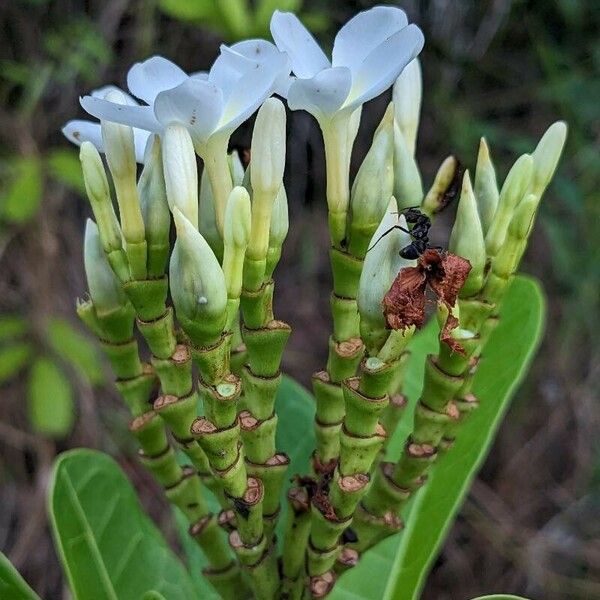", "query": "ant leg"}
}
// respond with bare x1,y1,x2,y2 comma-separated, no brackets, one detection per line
367,225,407,252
